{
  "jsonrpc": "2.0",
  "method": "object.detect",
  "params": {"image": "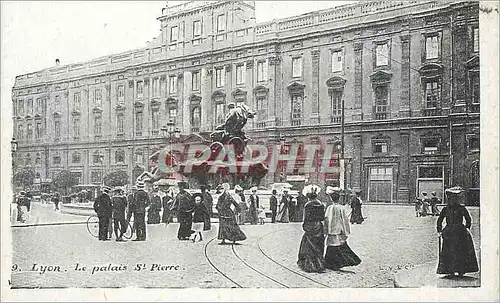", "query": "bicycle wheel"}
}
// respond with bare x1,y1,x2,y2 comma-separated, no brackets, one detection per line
87,216,99,238
123,221,134,239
